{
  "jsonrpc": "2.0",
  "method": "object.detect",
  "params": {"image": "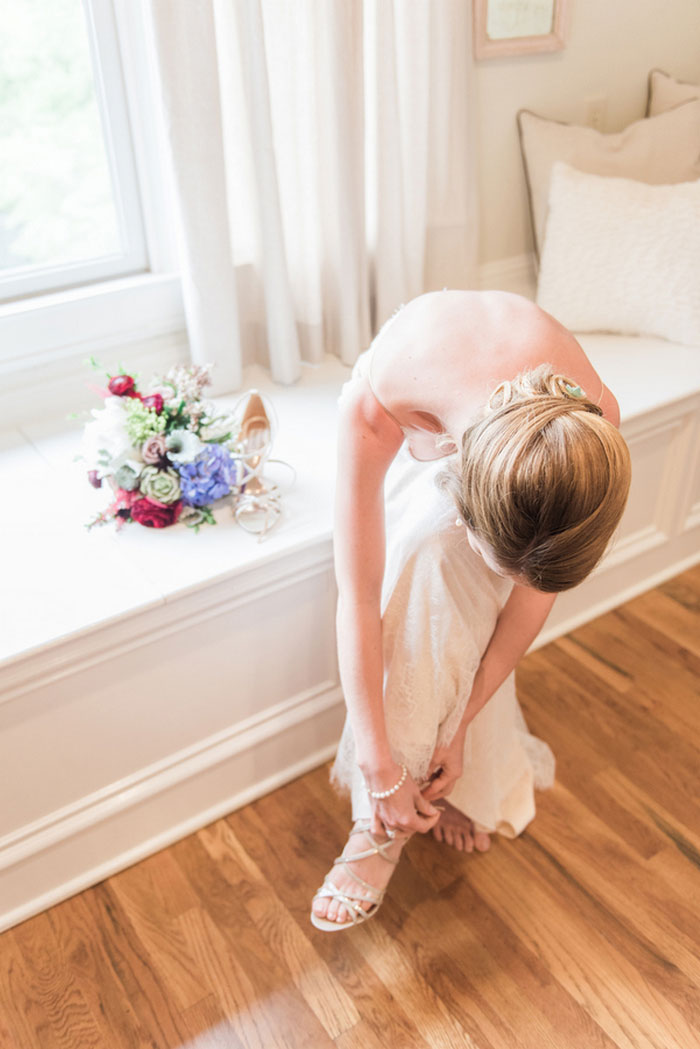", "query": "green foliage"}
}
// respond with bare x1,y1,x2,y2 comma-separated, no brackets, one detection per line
124,399,167,445
182,507,217,533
